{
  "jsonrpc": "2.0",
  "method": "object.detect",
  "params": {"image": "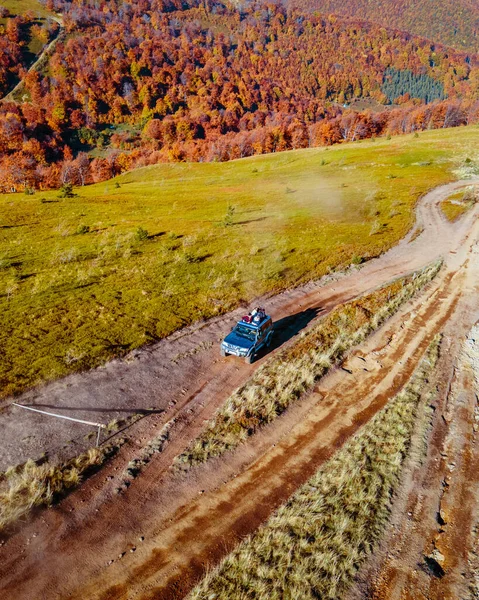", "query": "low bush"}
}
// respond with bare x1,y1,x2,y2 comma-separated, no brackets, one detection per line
135,226,149,241
58,183,77,199
76,224,90,235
